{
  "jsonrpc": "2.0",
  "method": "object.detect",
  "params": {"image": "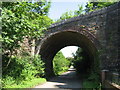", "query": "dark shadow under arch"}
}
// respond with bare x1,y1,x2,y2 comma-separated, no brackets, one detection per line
39,30,100,80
